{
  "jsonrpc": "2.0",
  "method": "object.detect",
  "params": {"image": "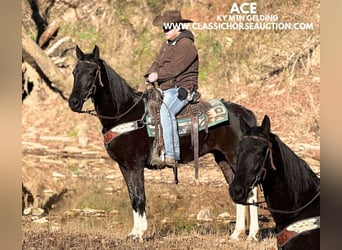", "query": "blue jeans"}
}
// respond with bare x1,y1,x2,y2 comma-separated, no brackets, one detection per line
160,87,188,160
